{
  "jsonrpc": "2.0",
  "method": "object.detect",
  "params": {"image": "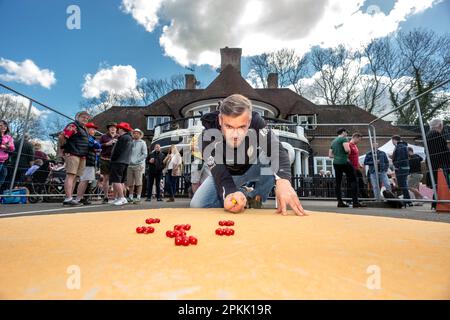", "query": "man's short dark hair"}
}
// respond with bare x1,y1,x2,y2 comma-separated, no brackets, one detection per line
391,135,401,142
352,132,362,138
337,128,347,135
219,94,252,117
